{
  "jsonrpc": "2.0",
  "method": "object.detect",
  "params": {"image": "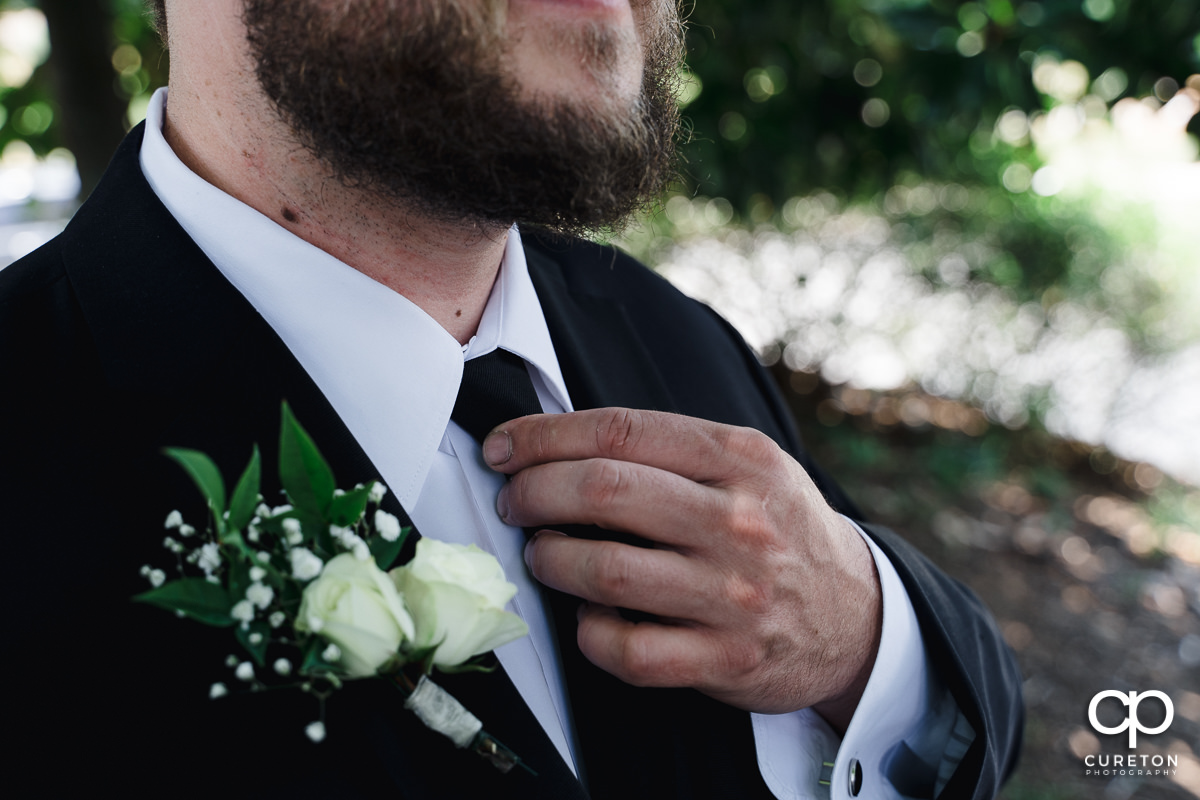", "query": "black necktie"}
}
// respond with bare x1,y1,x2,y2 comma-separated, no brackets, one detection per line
448,348,767,799
452,348,543,443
